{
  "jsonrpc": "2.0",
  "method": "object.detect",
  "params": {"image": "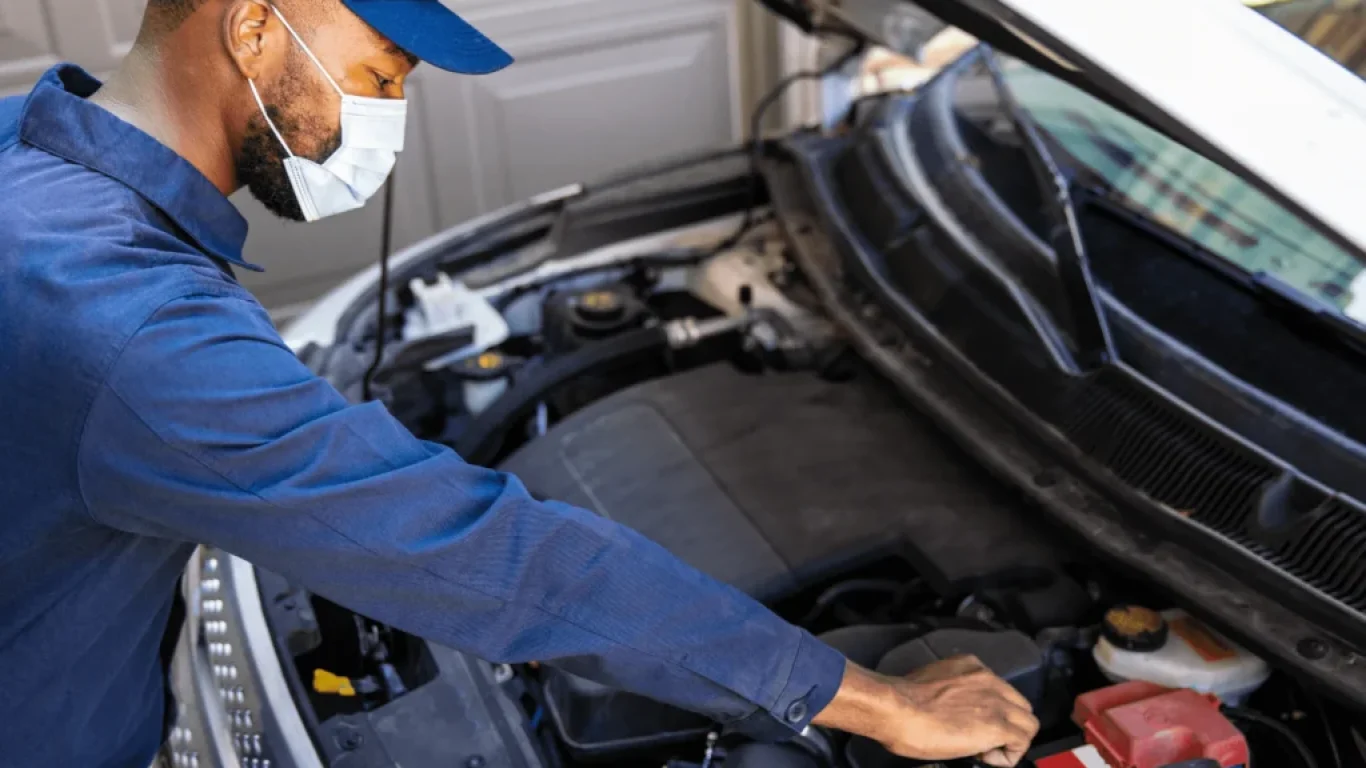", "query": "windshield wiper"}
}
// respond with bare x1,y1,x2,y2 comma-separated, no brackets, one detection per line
980,47,1116,372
